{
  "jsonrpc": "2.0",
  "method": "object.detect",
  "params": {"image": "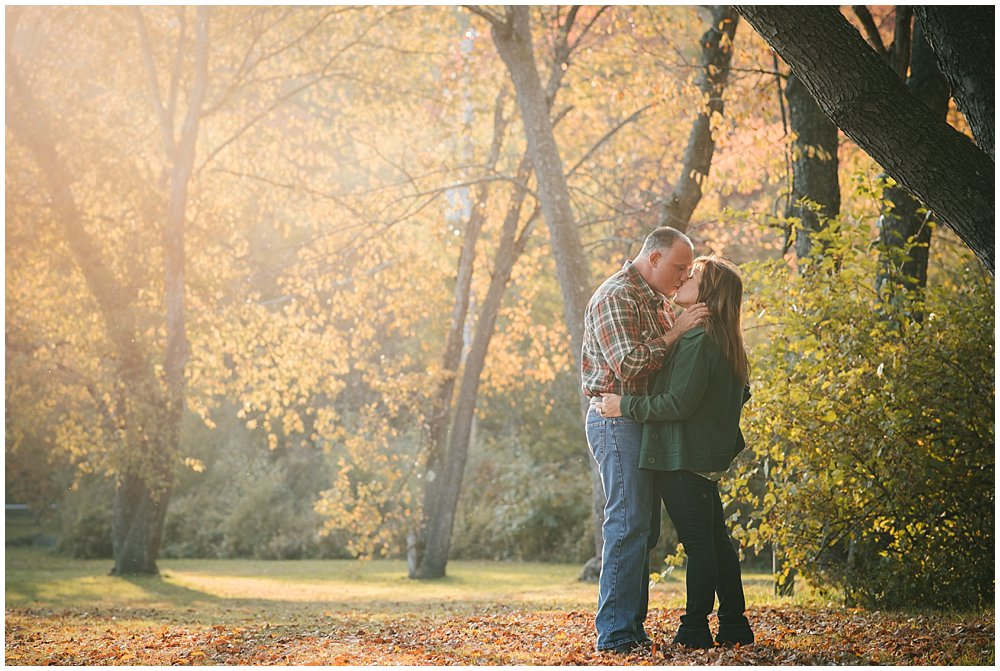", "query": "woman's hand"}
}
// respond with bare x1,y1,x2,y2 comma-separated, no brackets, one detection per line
598,393,623,418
